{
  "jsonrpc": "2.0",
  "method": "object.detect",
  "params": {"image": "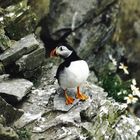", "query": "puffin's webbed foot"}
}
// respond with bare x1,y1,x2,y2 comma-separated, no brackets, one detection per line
76,86,88,100
66,96,74,105
64,89,74,105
